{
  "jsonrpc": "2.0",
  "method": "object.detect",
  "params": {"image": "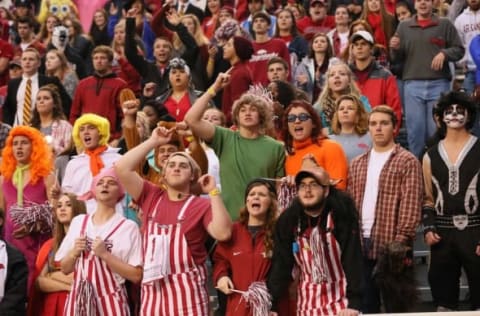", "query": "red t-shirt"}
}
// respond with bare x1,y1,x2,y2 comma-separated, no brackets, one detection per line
137,181,213,265
164,92,191,121
249,38,290,86
297,16,335,41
